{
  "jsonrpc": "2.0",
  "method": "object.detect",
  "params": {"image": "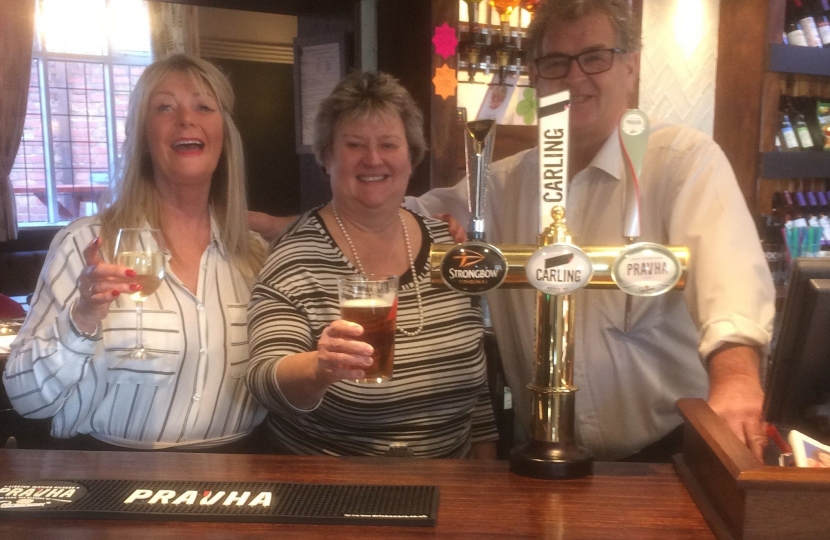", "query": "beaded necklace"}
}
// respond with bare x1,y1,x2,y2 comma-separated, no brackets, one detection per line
331,207,424,337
